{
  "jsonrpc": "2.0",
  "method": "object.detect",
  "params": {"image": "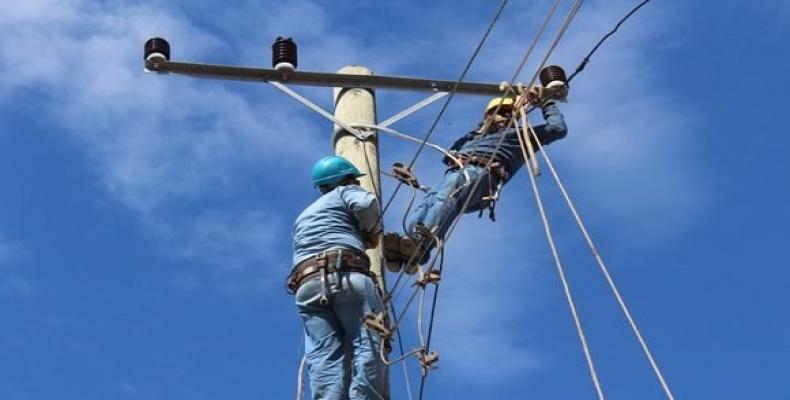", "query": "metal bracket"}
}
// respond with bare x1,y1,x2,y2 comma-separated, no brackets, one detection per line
364,312,393,341
414,269,442,288
413,223,436,245
392,162,424,190
379,92,449,128
416,347,440,376
268,81,368,141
